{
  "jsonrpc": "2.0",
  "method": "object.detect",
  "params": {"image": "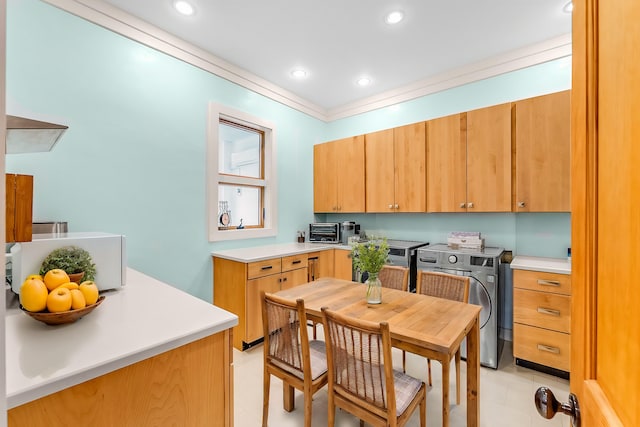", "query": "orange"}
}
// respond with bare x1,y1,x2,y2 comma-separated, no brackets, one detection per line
56,282,79,291
70,289,86,310
79,281,99,305
43,269,70,291
19,278,48,312
46,287,72,313
26,274,44,282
